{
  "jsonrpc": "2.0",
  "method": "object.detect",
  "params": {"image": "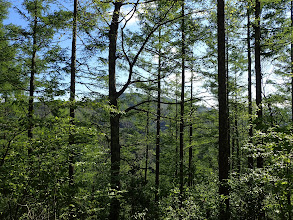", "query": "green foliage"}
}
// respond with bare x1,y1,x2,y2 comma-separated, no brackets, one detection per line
1,0,293,219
